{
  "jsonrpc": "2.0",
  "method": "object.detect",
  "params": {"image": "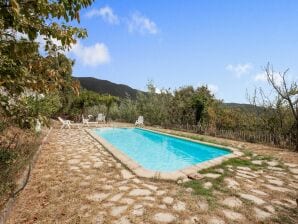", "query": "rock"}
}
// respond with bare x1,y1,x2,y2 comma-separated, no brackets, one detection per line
109,193,124,202
198,201,209,212
185,187,194,193
173,201,186,211
120,198,135,205
143,183,158,191
110,205,128,217
267,179,284,186
224,178,239,189
121,170,134,179
266,161,279,166
268,166,283,171
237,166,251,171
284,163,297,168
252,160,263,165
239,193,265,205
208,217,225,224
221,197,243,208
132,204,144,216
86,193,110,202
156,190,167,195
162,196,174,204
153,213,176,223
129,189,151,196
215,168,225,174
119,186,130,191
263,184,294,193
250,189,268,196
203,182,213,189
113,217,131,224
222,209,244,221
289,168,298,174
93,162,103,168
264,205,275,213
203,173,221,179
68,159,80,164
254,207,271,220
